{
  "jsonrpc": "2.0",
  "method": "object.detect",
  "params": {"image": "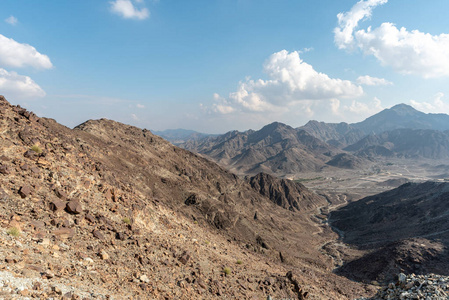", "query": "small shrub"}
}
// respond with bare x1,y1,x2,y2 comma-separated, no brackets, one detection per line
205,240,210,245
7,227,20,237
30,144,42,154
223,267,231,275
122,217,131,225
236,260,243,265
